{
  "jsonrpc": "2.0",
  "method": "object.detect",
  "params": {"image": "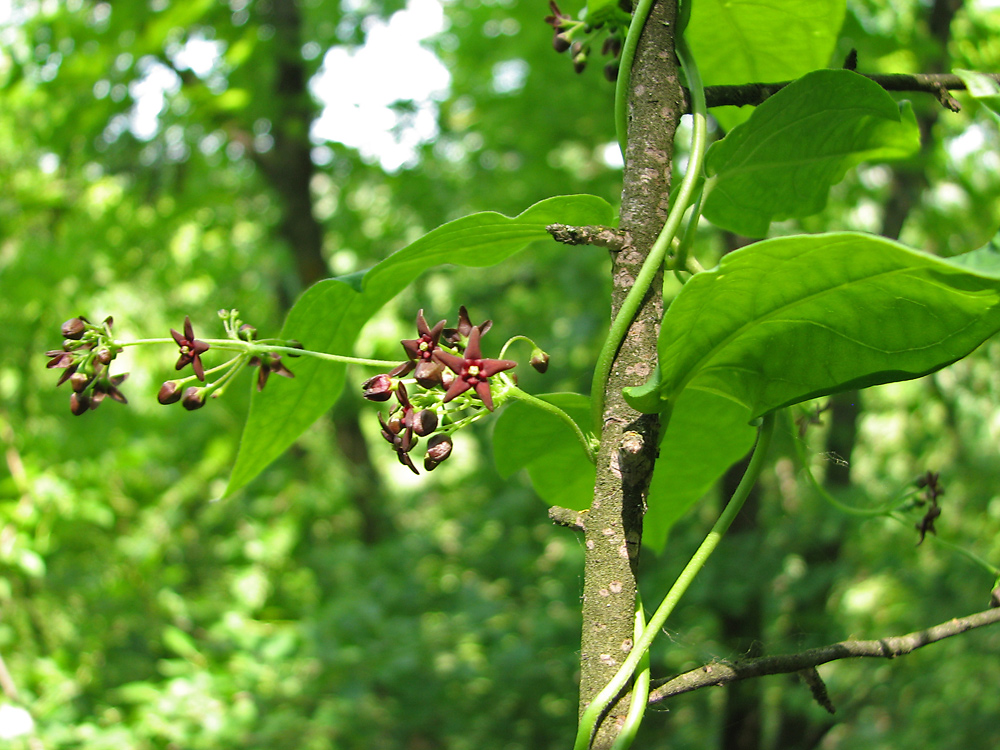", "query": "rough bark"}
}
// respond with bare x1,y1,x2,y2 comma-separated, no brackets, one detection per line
578,1,682,745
